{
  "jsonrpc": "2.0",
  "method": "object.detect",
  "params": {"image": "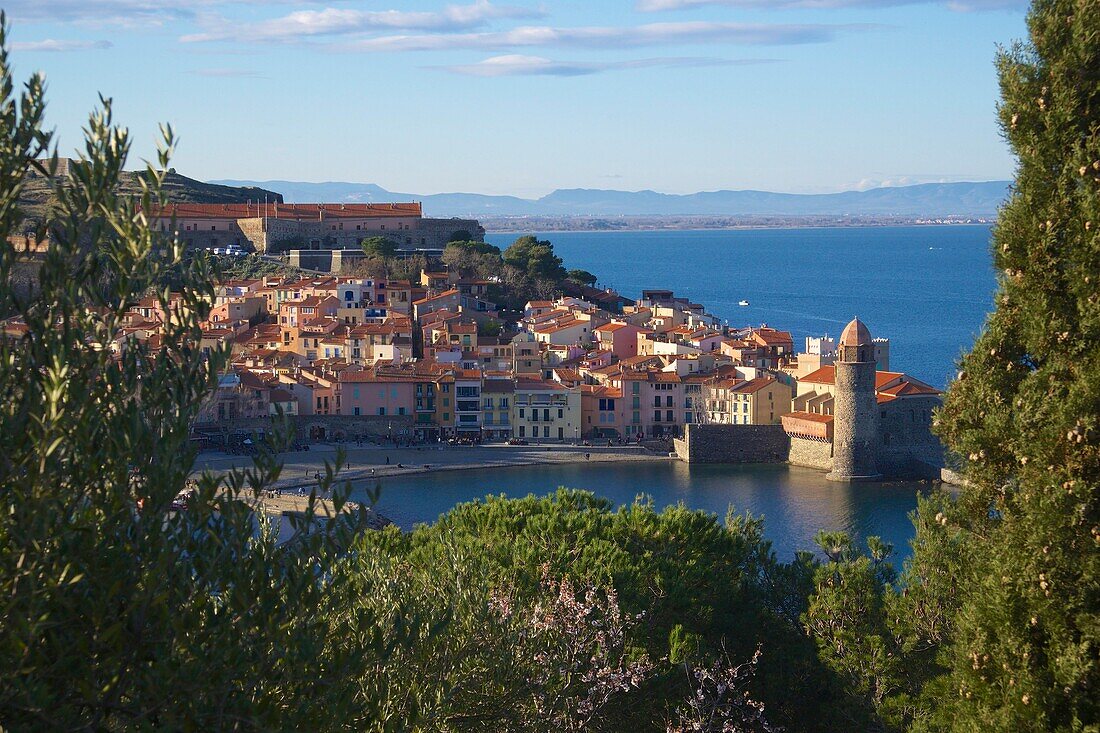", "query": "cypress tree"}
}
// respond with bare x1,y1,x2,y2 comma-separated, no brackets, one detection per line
925,0,1099,729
